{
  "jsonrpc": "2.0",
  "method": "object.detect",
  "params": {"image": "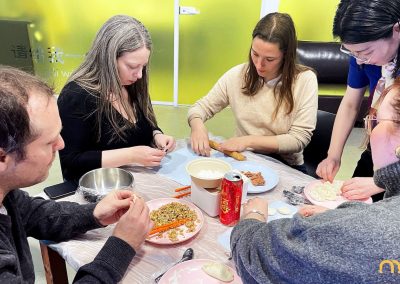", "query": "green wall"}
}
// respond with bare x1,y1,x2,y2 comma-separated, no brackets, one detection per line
0,0,175,101
178,0,261,104
0,0,342,103
279,0,340,41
